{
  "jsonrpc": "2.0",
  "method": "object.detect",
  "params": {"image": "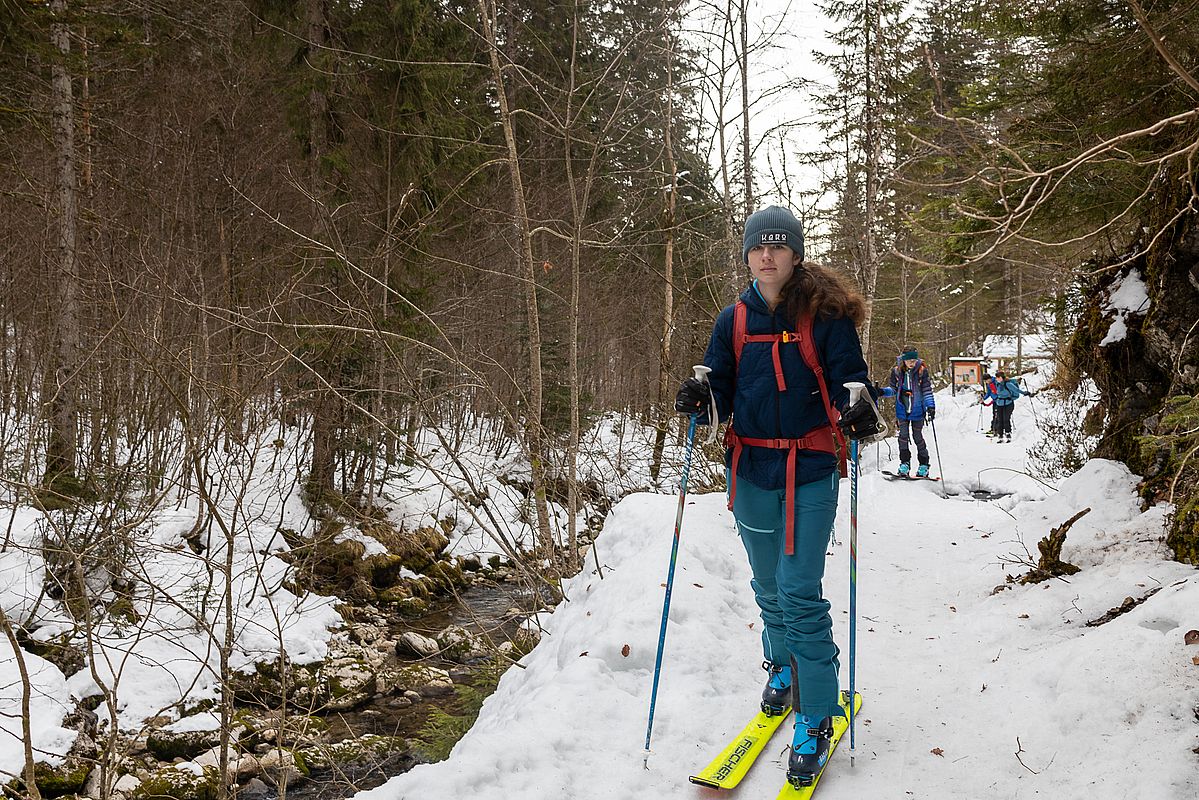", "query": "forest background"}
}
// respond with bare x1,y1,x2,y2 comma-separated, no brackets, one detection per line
2,0,1199,721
